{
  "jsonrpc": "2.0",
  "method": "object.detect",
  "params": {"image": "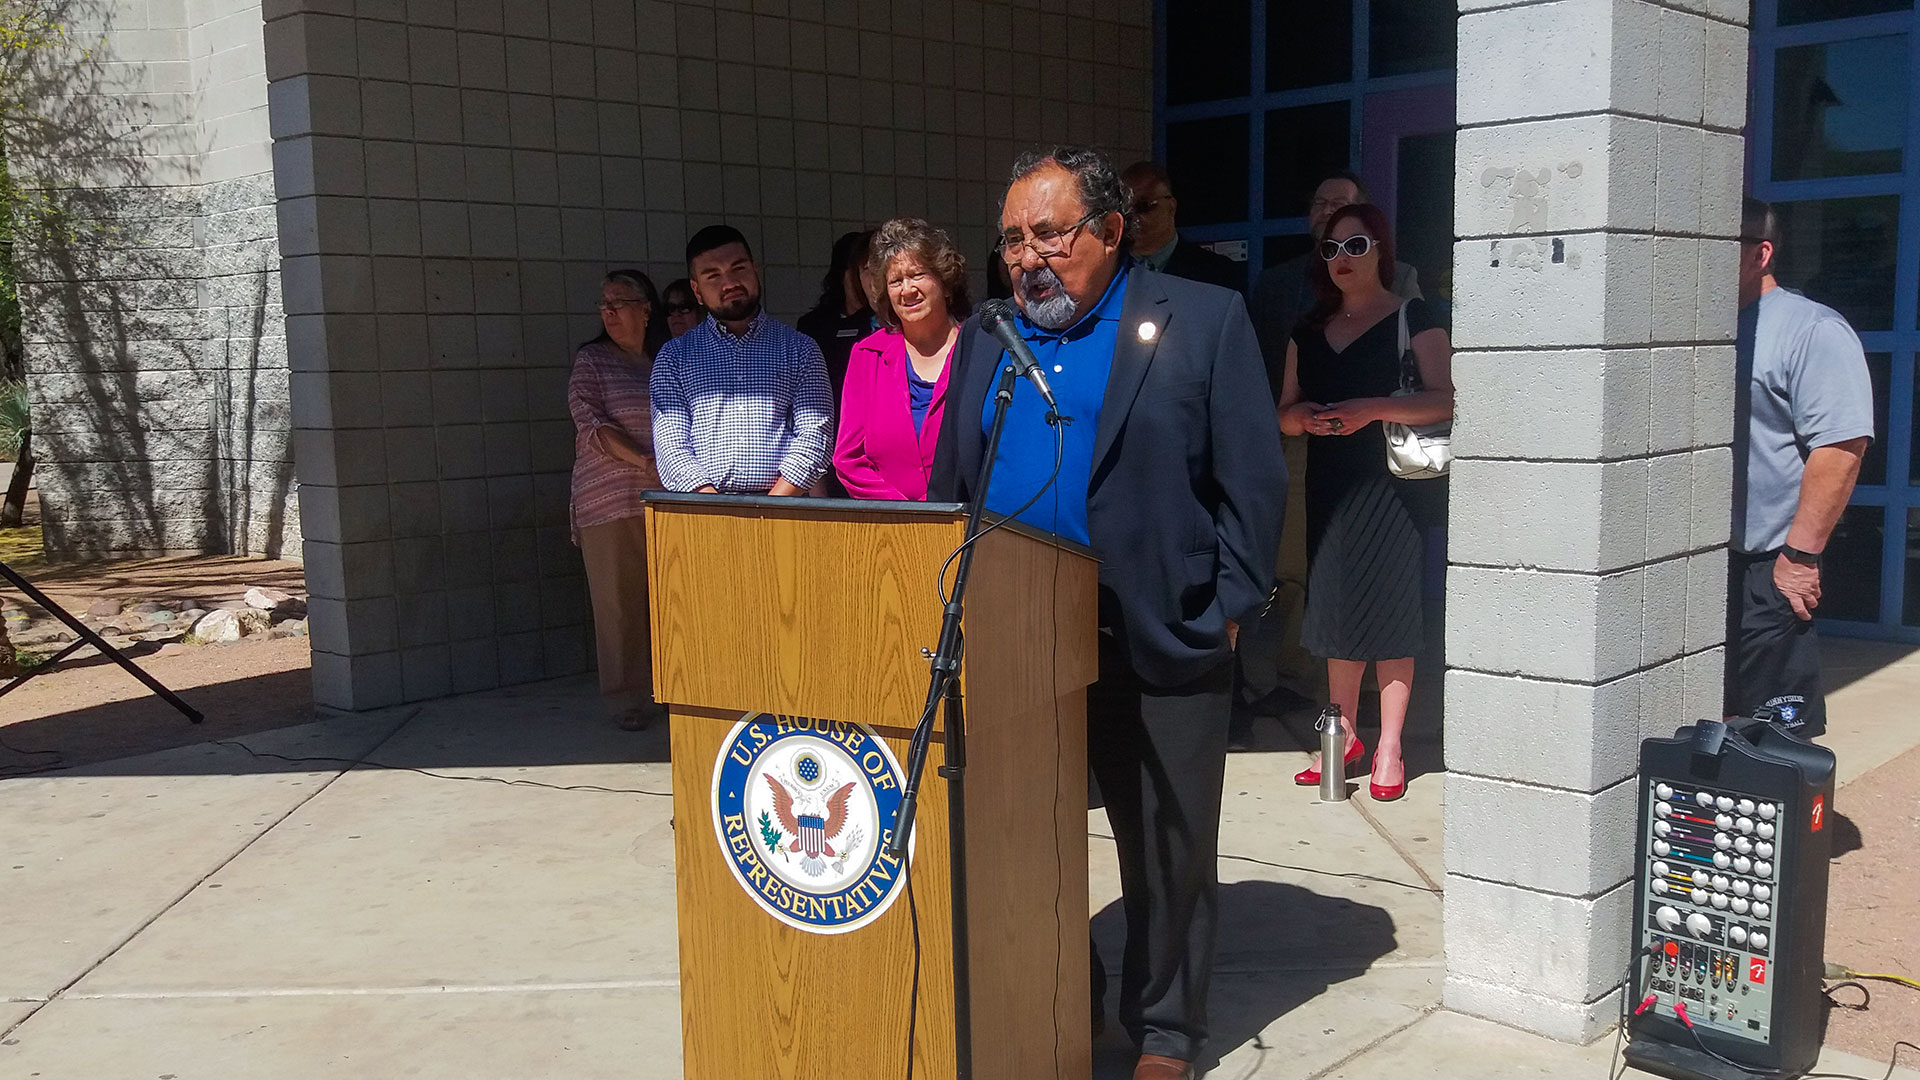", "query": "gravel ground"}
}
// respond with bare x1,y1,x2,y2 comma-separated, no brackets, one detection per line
1823,741,1920,1064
